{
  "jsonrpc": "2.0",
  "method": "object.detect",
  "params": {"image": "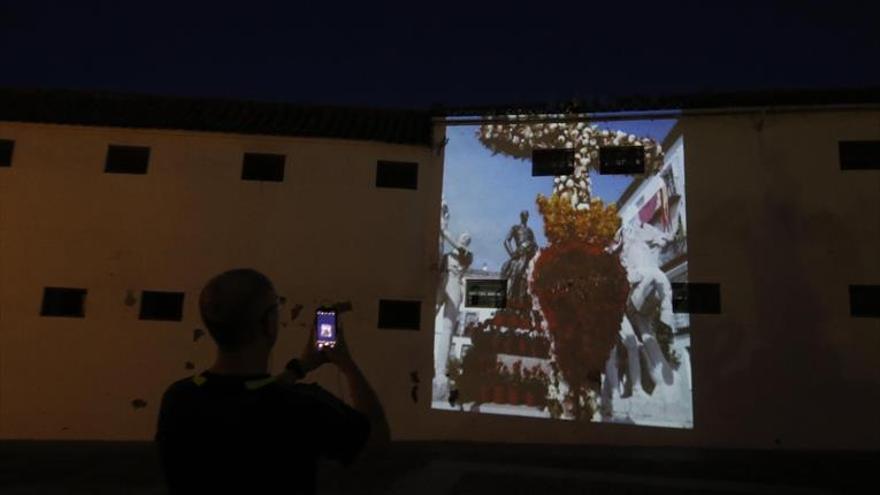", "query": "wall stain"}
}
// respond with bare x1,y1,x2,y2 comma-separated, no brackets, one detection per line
410,371,420,404
184,361,195,370
131,399,148,410
124,290,137,307
193,328,205,342
290,304,303,322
